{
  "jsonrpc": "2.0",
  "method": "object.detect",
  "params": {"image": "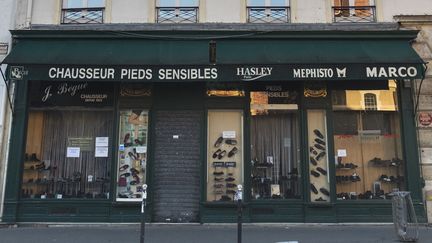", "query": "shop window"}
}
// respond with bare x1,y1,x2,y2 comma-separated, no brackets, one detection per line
247,0,290,23
61,0,105,24
22,110,113,199
332,81,405,201
250,87,301,200
157,0,198,23
333,0,376,23
116,110,149,201
206,110,243,202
